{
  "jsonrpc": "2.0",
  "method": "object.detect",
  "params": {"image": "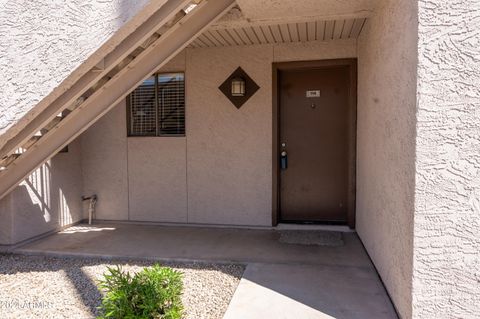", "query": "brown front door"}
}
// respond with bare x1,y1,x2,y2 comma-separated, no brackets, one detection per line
278,61,356,224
